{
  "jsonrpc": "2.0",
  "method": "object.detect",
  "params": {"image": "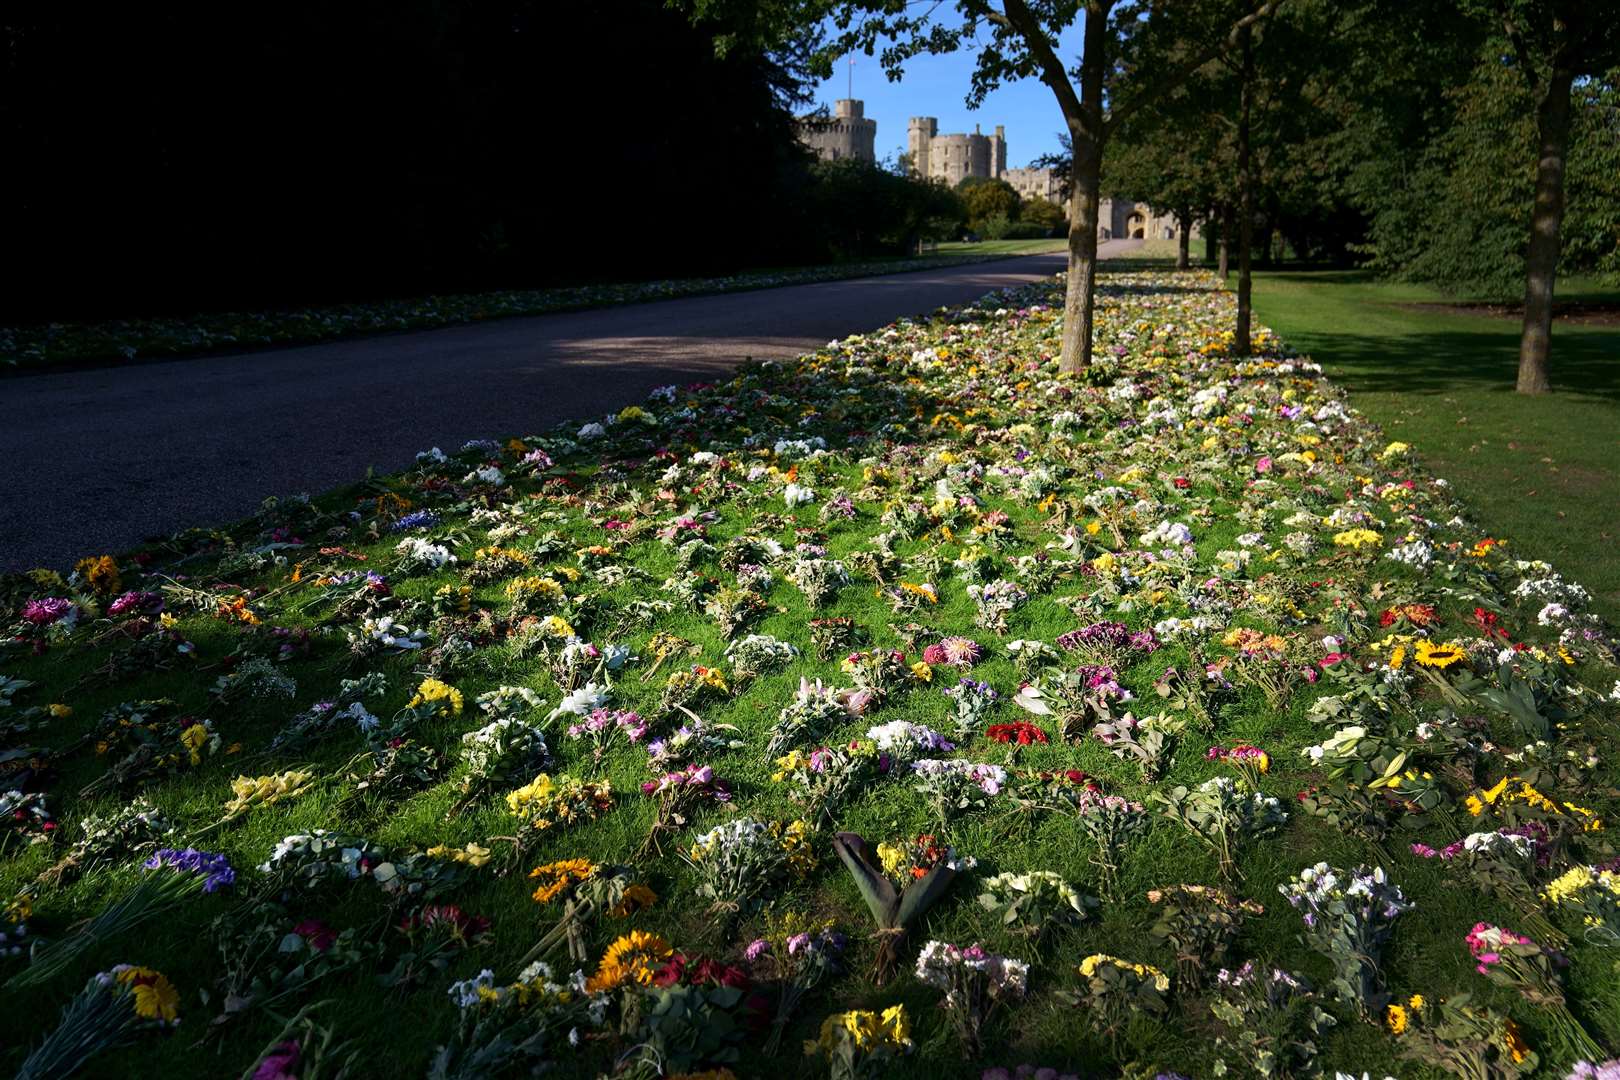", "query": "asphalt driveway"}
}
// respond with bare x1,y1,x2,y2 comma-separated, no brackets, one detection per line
1,242,1137,571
